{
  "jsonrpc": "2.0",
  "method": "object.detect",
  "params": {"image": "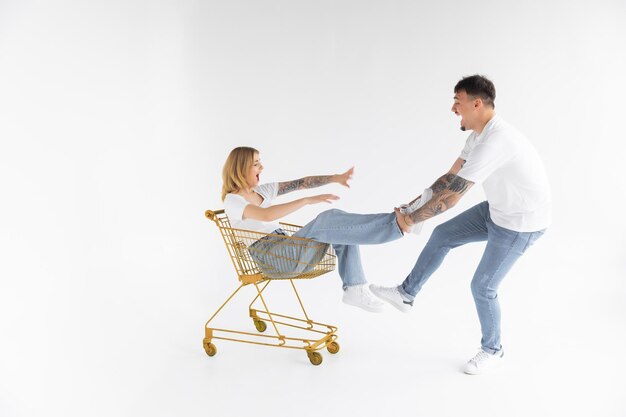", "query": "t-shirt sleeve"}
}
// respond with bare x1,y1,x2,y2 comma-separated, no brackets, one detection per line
457,140,512,183
459,133,475,160
254,182,279,205
223,194,248,222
